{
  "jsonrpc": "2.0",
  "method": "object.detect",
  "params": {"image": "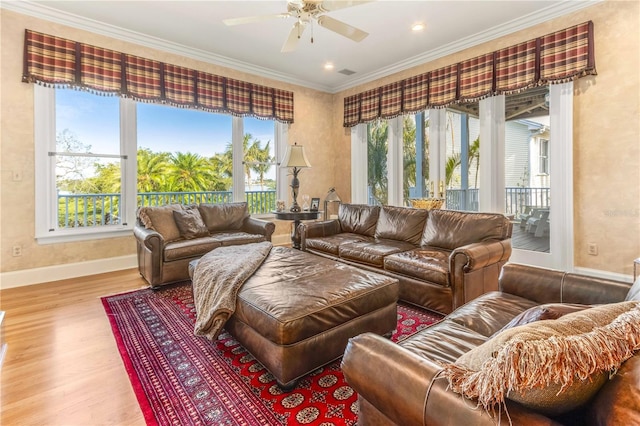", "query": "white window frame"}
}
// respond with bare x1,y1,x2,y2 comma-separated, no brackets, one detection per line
35,86,287,243
34,85,136,244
